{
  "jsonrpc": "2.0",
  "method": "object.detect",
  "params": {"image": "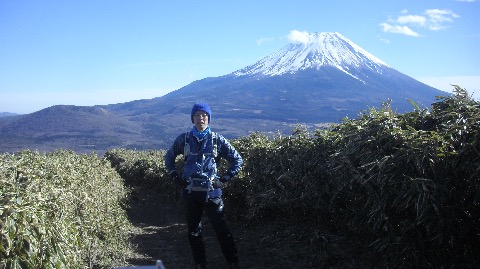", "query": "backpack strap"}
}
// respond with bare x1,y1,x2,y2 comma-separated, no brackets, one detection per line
183,132,191,161
183,130,218,161
212,131,218,158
